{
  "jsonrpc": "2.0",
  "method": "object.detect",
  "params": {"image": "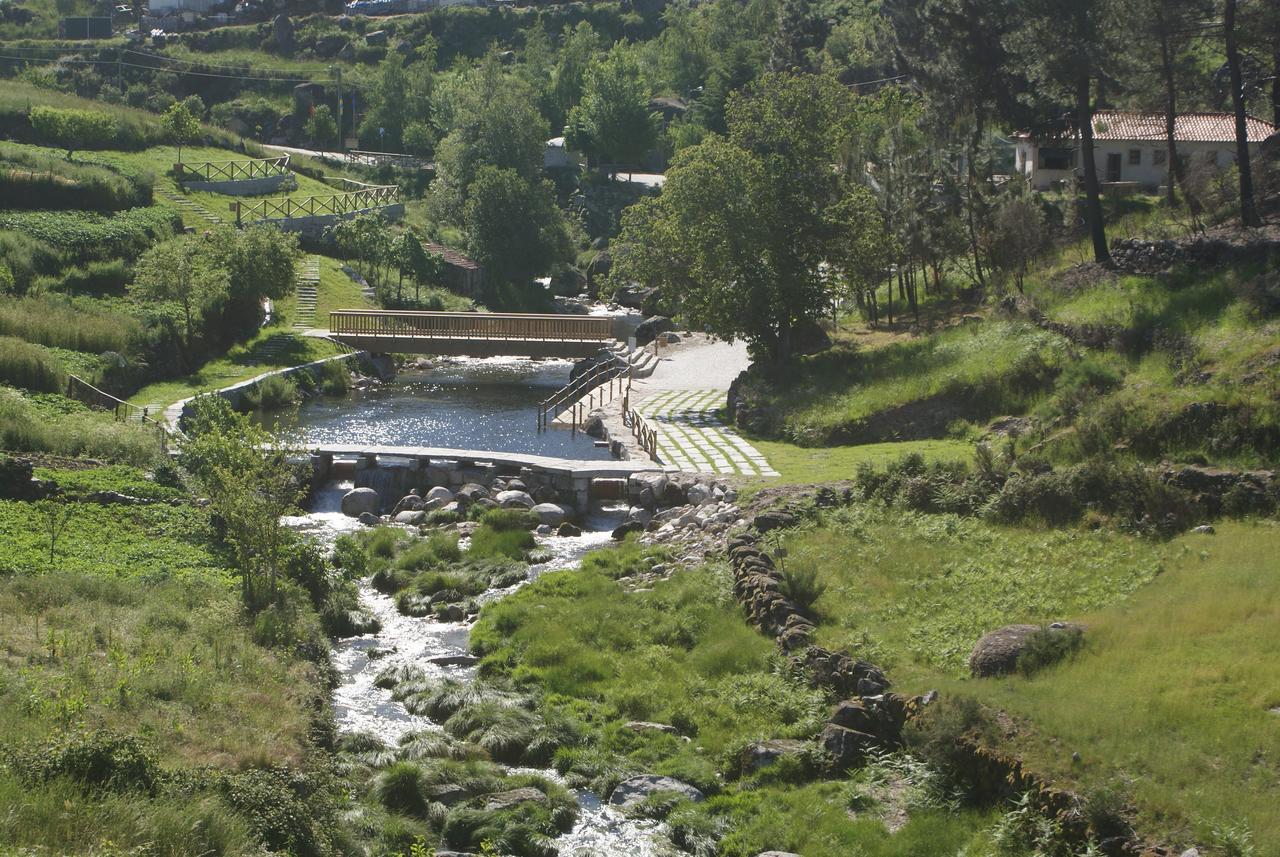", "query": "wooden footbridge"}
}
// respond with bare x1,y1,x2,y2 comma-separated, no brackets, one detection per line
327,310,615,358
